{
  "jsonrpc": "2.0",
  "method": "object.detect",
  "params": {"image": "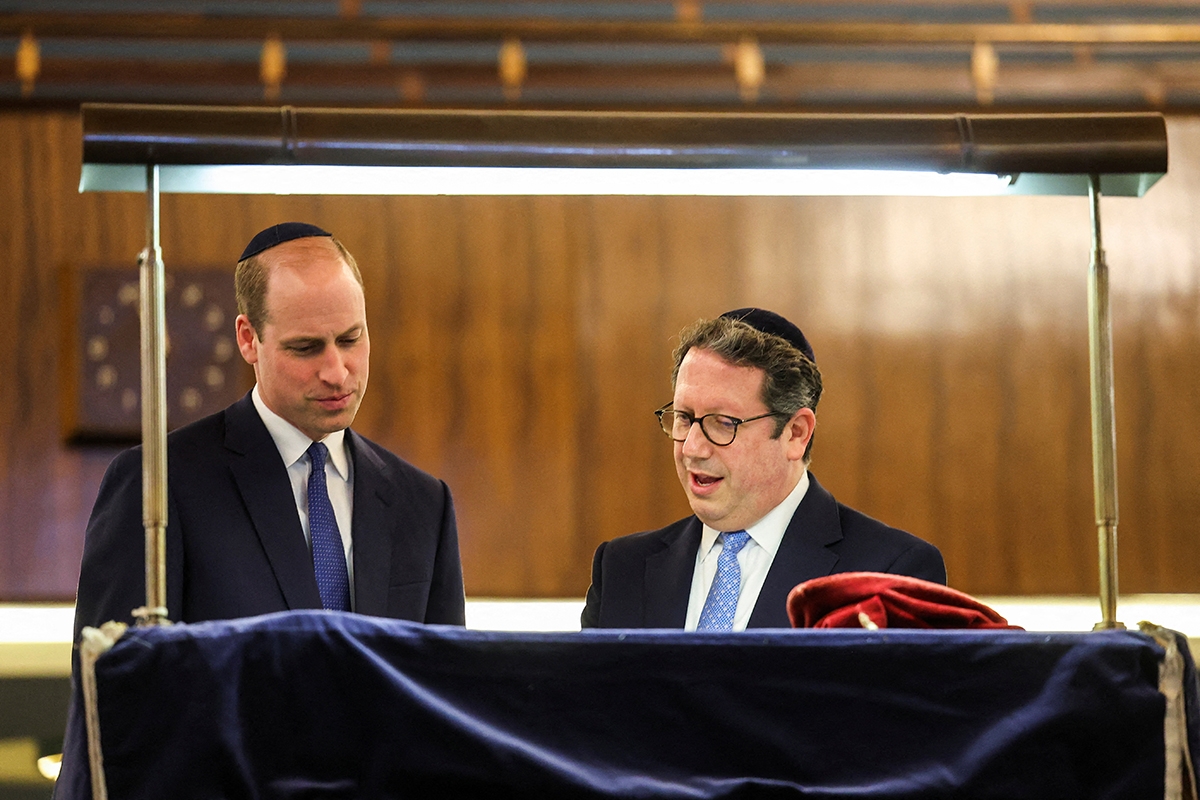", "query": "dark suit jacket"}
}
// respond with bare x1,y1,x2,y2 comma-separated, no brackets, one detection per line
59,393,465,800
580,473,945,629
73,393,465,638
